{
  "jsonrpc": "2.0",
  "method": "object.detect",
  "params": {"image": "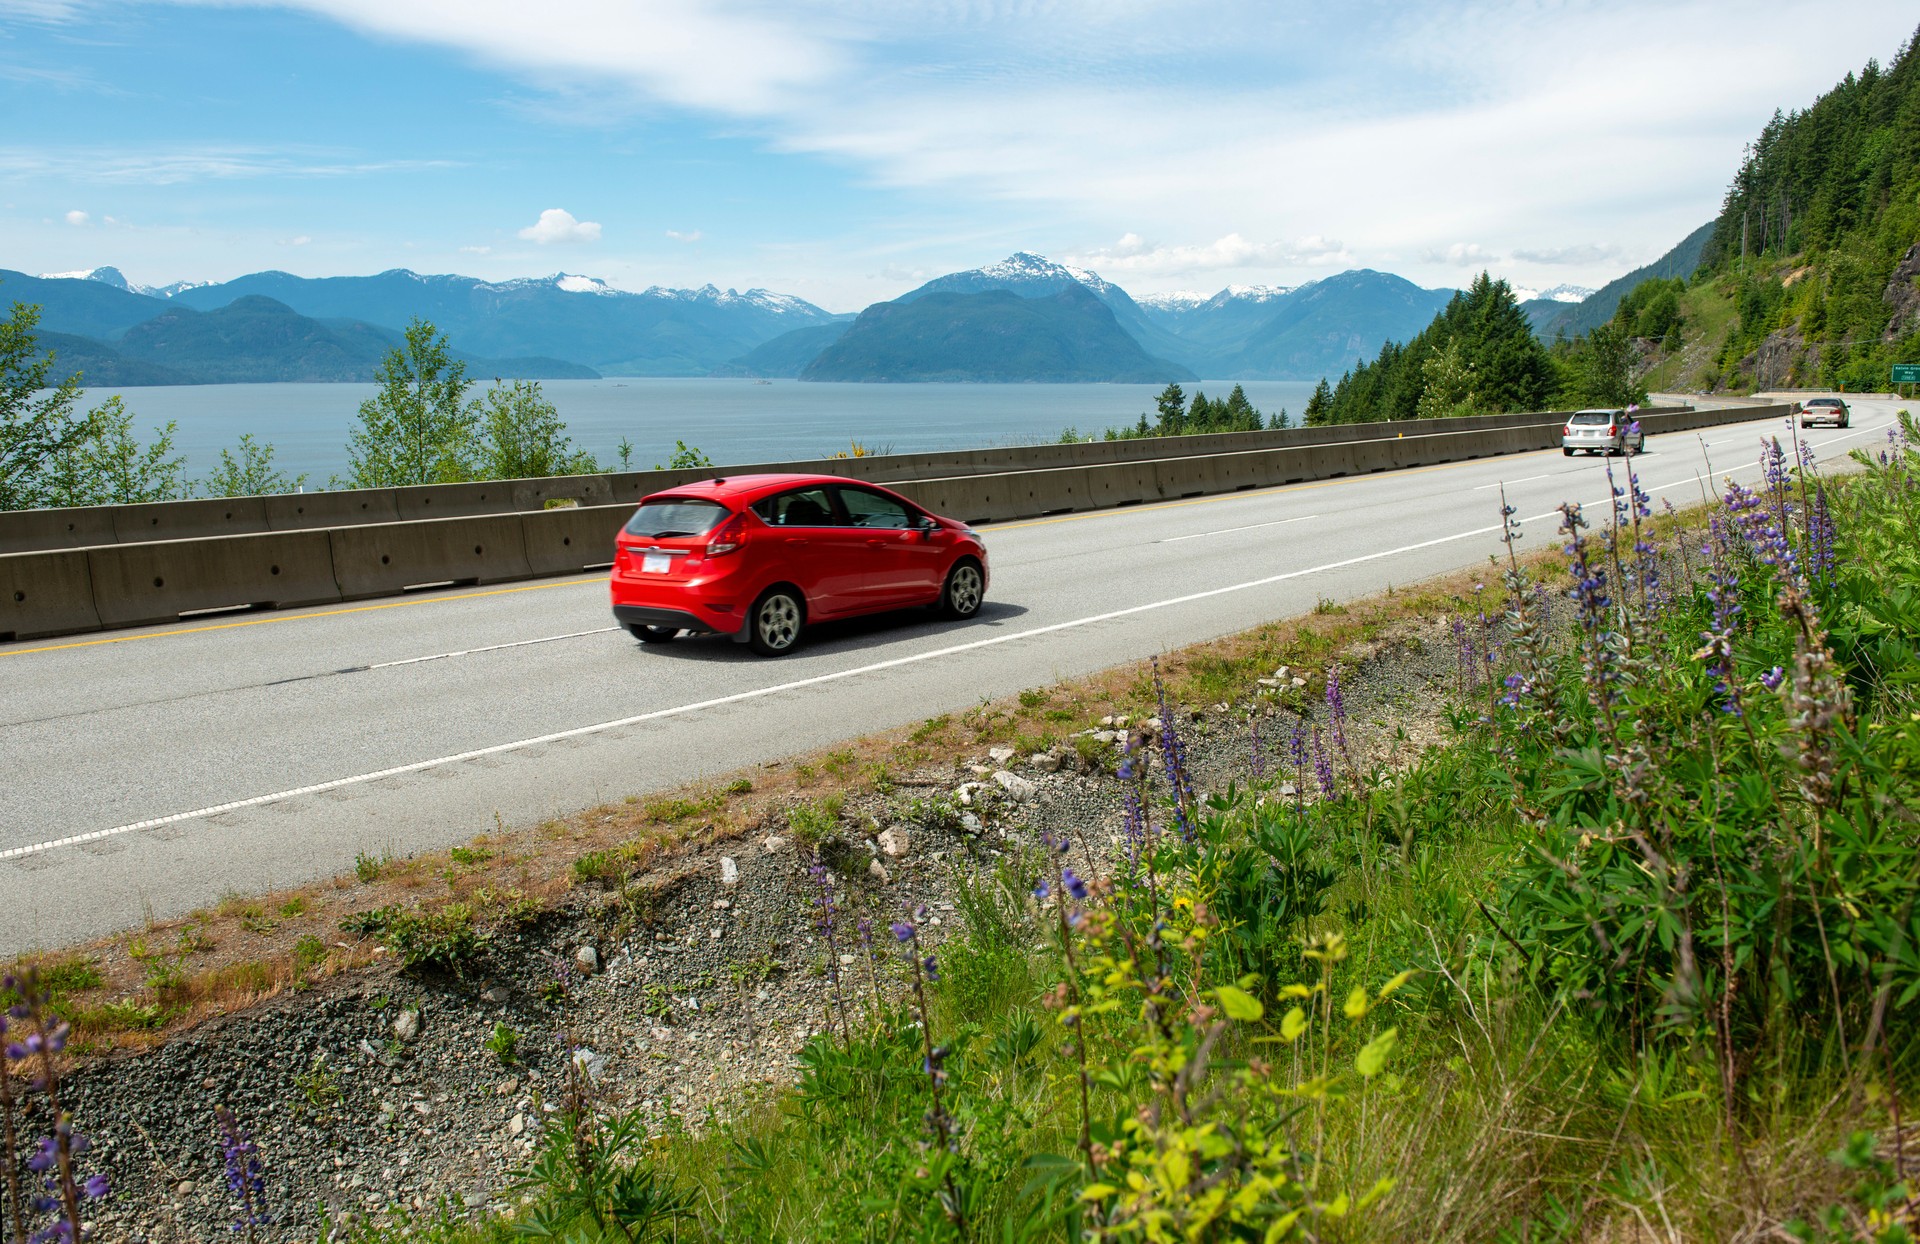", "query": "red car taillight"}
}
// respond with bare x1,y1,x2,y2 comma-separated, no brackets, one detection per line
1563,425,1573,436
1605,426,1617,437
705,513,747,557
